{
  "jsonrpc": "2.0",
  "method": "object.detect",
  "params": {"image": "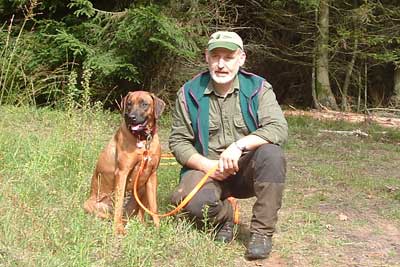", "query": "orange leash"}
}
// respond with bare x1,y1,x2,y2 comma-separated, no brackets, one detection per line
133,150,240,223
133,150,217,218
227,197,240,224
